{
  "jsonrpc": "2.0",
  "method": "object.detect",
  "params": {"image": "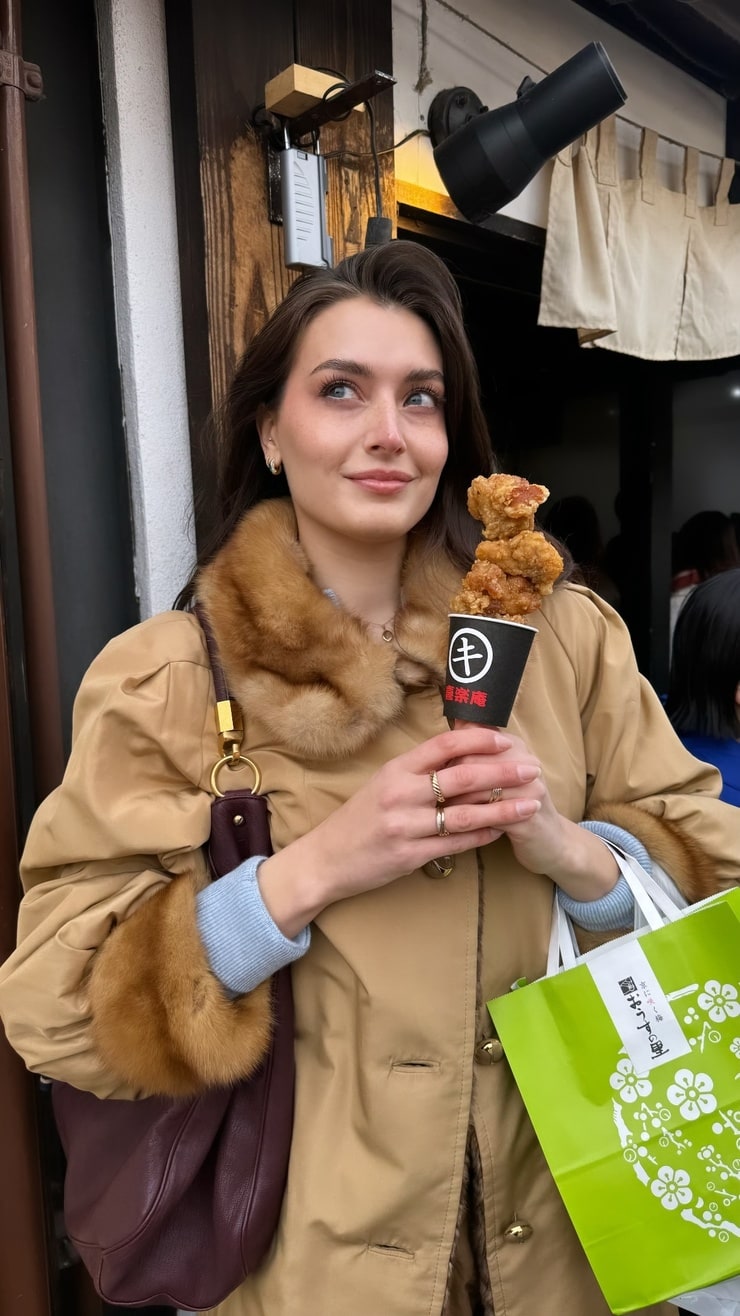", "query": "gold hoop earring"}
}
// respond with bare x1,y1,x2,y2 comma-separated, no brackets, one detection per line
266,457,282,476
